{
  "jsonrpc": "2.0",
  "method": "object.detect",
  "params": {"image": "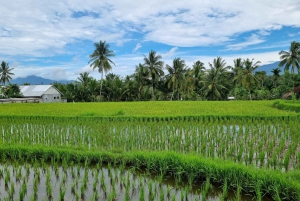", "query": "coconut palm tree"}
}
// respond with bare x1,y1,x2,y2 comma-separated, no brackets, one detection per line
234,58,261,100
134,63,149,100
165,58,187,100
0,61,14,86
231,58,244,98
143,50,164,99
192,60,205,95
201,57,230,100
279,41,300,74
271,68,281,88
89,41,115,101
77,72,92,86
